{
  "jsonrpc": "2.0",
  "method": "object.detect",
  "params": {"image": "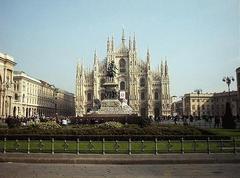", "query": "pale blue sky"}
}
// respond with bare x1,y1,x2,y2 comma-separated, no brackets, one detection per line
0,0,239,97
